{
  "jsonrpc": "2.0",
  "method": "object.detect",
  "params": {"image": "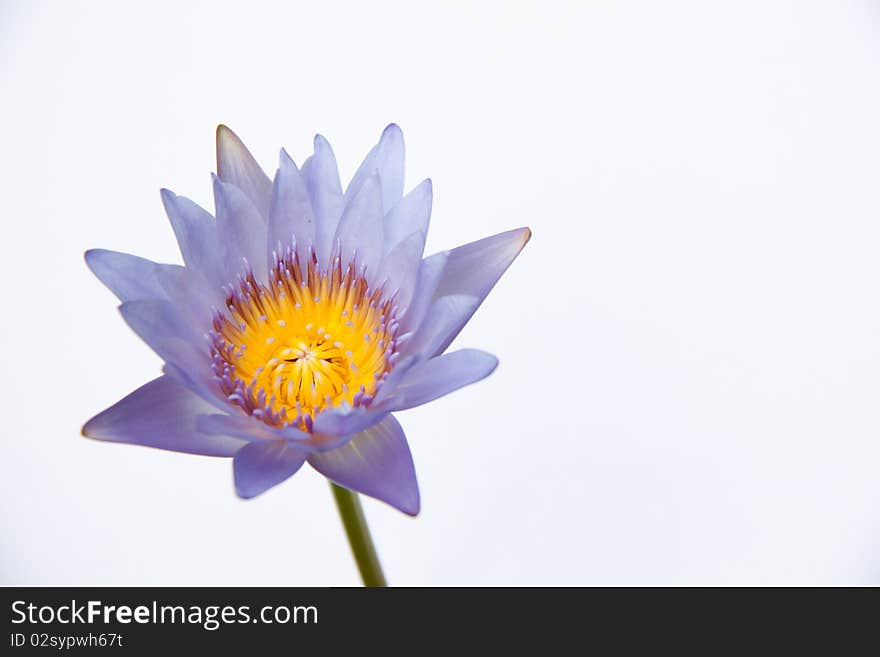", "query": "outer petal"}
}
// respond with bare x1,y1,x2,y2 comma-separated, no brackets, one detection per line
346,123,405,214
371,354,422,407
300,134,344,268
380,349,498,411
160,189,225,288
308,415,419,515
154,264,221,333
213,174,268,281
312,405,388,438
333,172,384,276
82,375,247,456
197,413,349,453
382,178,431,257
427,227,531,355
399,252,447,334
233,440,307,498
403,294,480,357
267,148,314,266
84,249,166,302
375,230,425,311
118,299,210,394
119,298,198,345
162,361,228,412
216,125,272,219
